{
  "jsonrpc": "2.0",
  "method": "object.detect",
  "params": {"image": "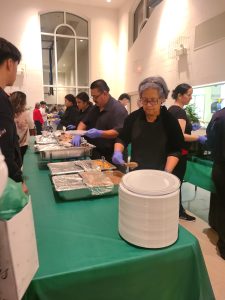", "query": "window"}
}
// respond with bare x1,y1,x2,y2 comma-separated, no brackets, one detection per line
192,82,225,125
133,0,163,43
40,12,89,104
